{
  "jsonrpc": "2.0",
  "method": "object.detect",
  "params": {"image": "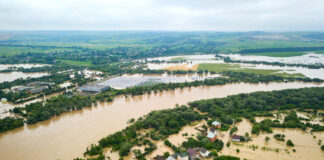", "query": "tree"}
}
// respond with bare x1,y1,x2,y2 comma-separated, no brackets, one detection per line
286,140,294,147
119,142,132,156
